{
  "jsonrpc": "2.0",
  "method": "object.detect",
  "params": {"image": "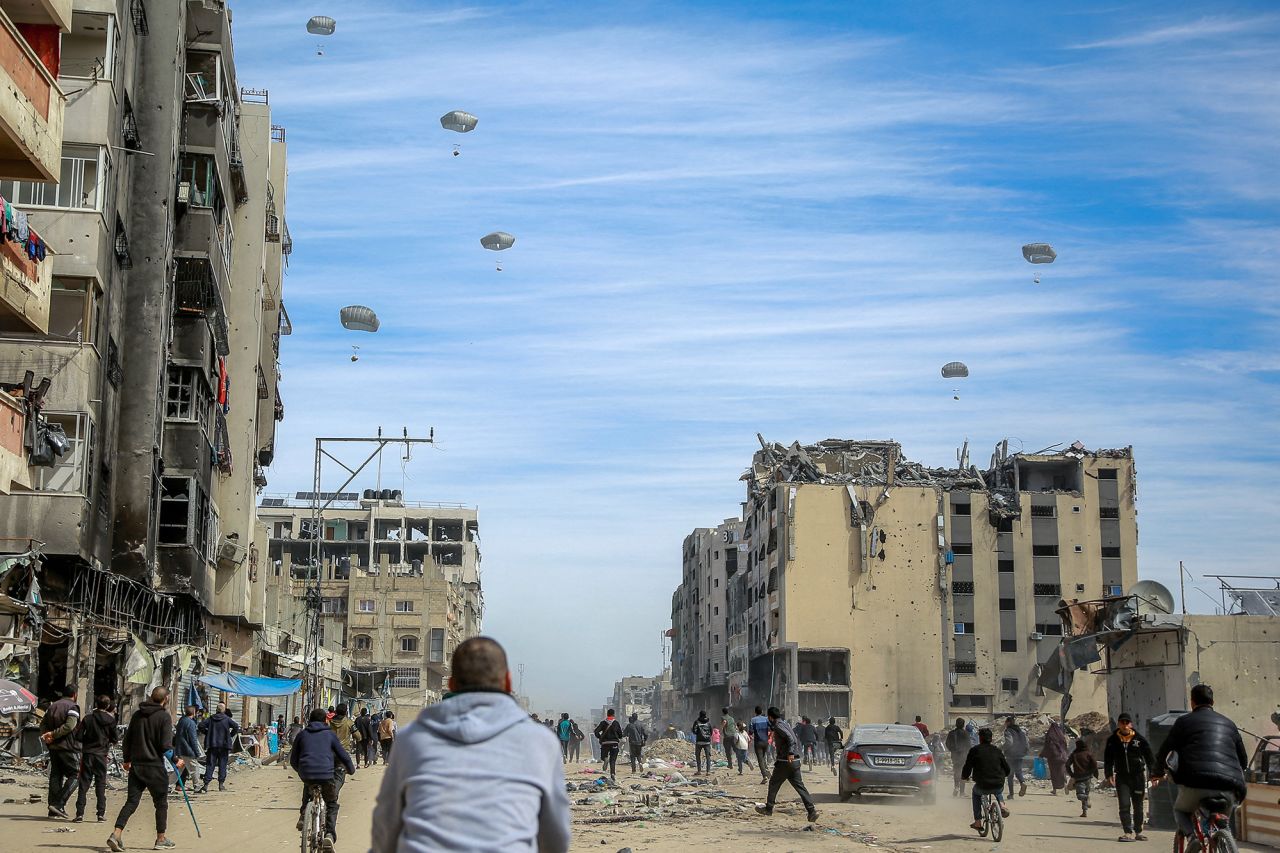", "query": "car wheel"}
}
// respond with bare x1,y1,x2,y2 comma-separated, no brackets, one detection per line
839,788,853,802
